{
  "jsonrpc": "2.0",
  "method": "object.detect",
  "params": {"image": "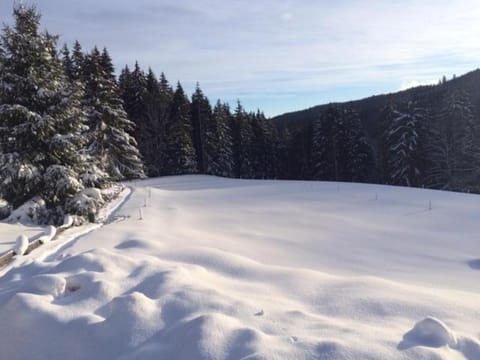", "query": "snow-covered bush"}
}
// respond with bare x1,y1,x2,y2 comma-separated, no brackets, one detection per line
81,163,109,188
6,197,48,224
0,198,12,219
0,153,42,207
66,188,105,222
43,165,83,204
